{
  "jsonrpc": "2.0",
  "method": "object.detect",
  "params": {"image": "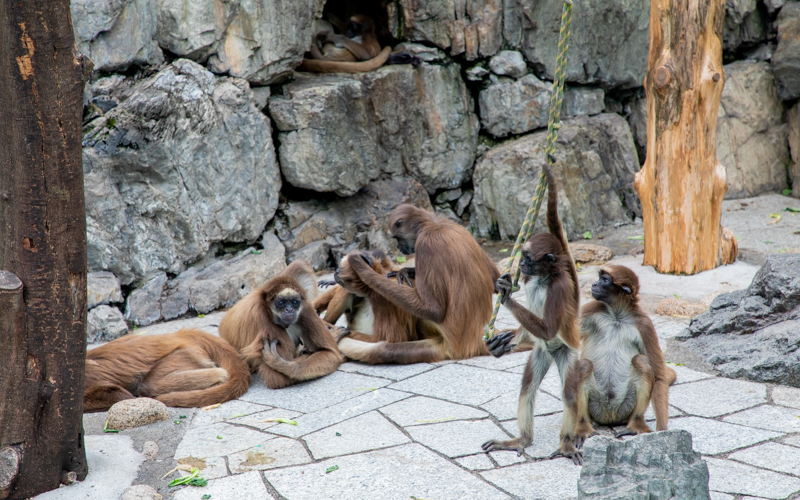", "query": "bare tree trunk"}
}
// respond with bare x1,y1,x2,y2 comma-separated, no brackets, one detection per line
0,0,92,497
634,0,737,274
